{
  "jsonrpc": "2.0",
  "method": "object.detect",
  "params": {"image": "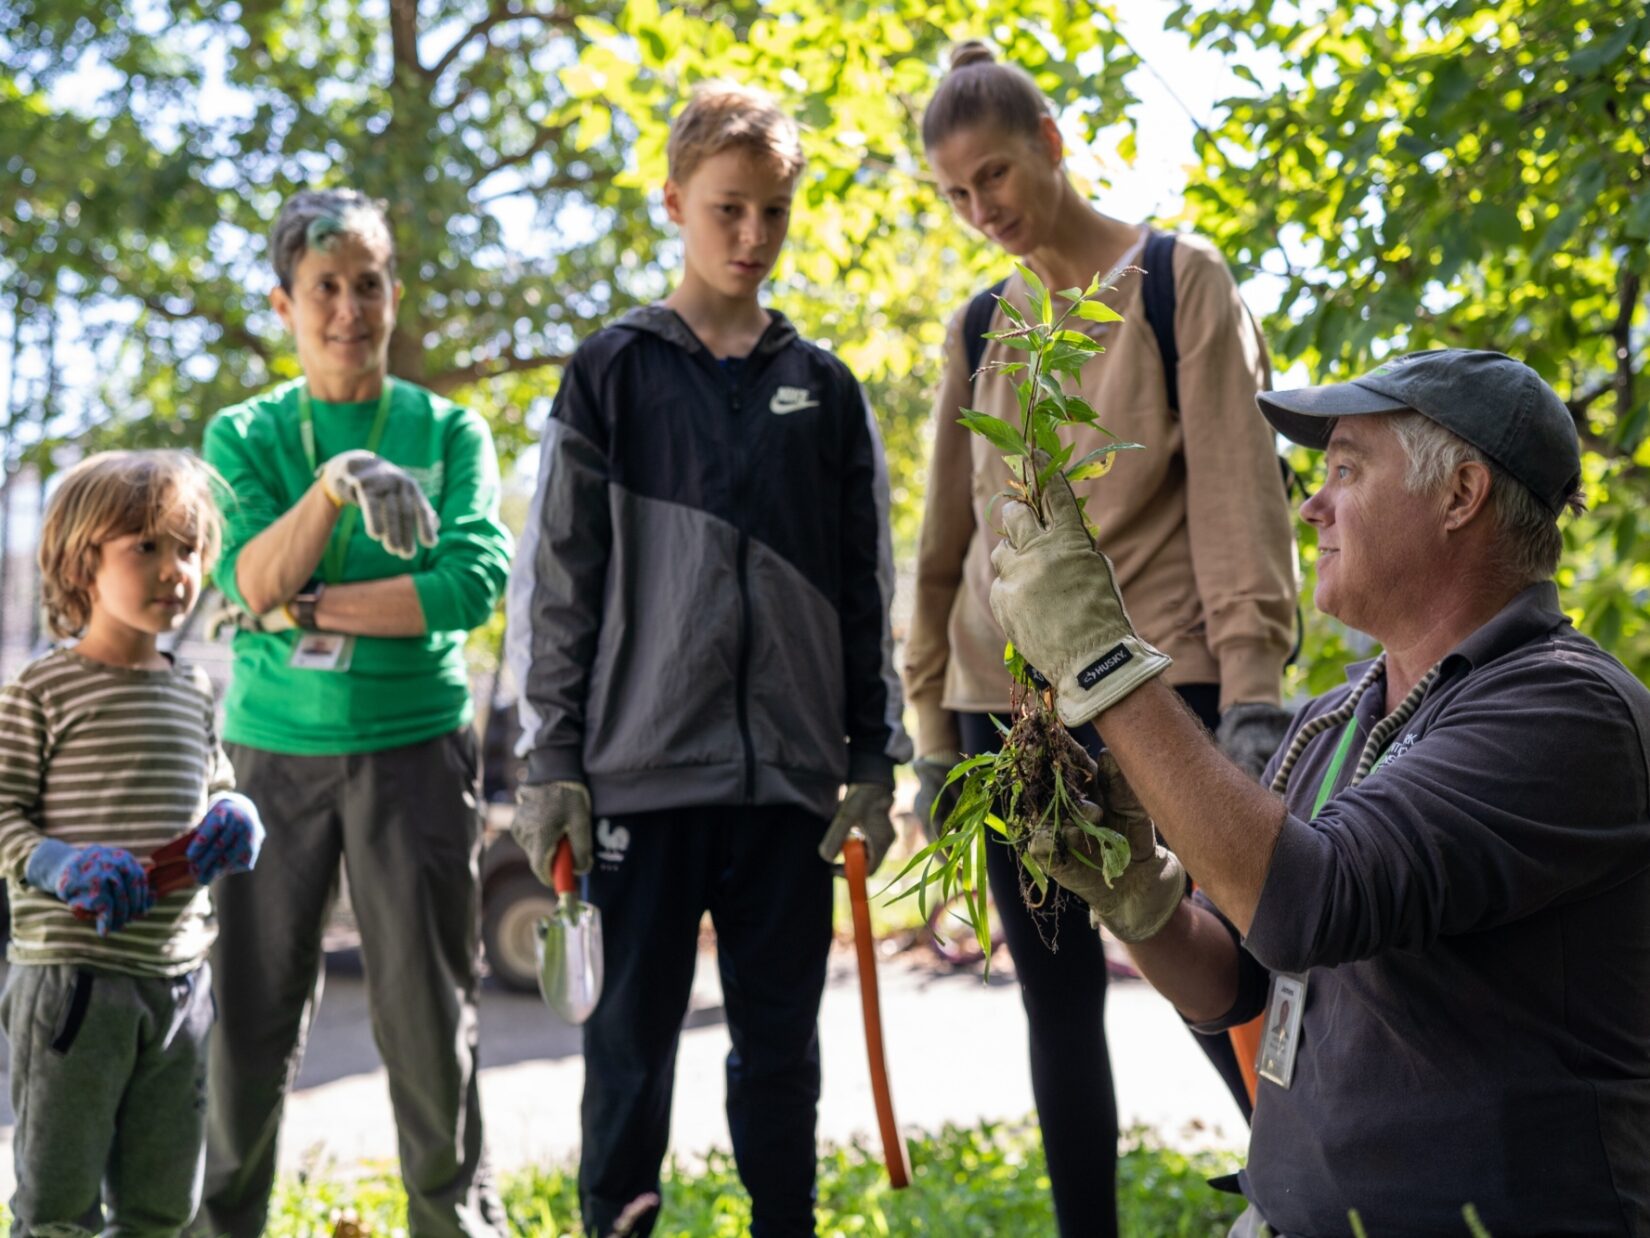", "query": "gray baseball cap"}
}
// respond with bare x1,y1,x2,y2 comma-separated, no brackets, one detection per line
1256,349,1582,514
